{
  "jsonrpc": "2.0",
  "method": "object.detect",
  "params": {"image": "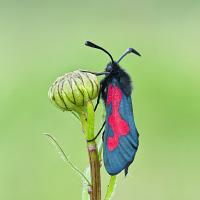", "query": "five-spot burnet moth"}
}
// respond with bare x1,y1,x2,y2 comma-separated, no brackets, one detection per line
83,41,141,176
